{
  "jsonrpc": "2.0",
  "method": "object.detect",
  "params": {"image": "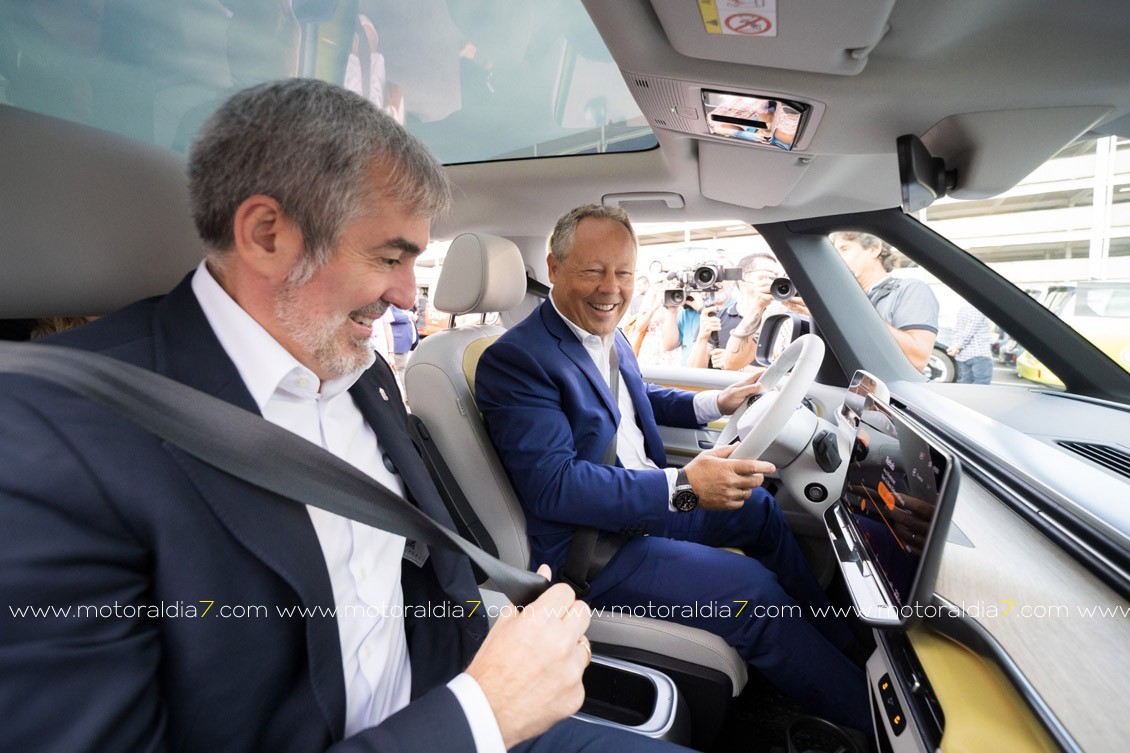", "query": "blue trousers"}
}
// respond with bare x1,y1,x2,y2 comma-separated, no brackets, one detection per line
587,489,870,731
956,356,992,384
